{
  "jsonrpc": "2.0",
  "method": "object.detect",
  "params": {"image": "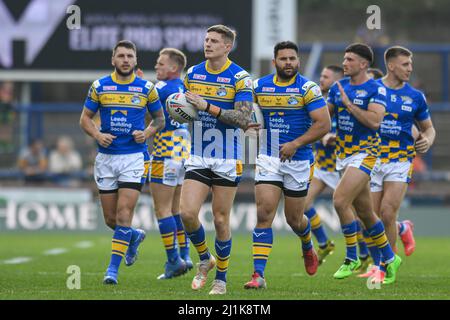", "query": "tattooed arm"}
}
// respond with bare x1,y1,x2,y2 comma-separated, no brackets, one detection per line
185,91,253,129
216,100,253,129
